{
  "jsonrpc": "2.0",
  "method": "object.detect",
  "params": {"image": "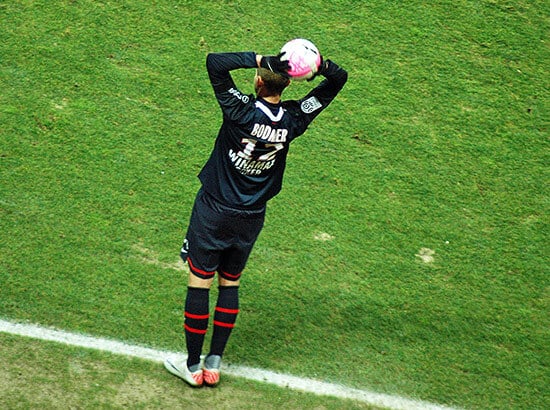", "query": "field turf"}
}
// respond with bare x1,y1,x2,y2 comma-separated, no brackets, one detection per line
1,1,548,409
